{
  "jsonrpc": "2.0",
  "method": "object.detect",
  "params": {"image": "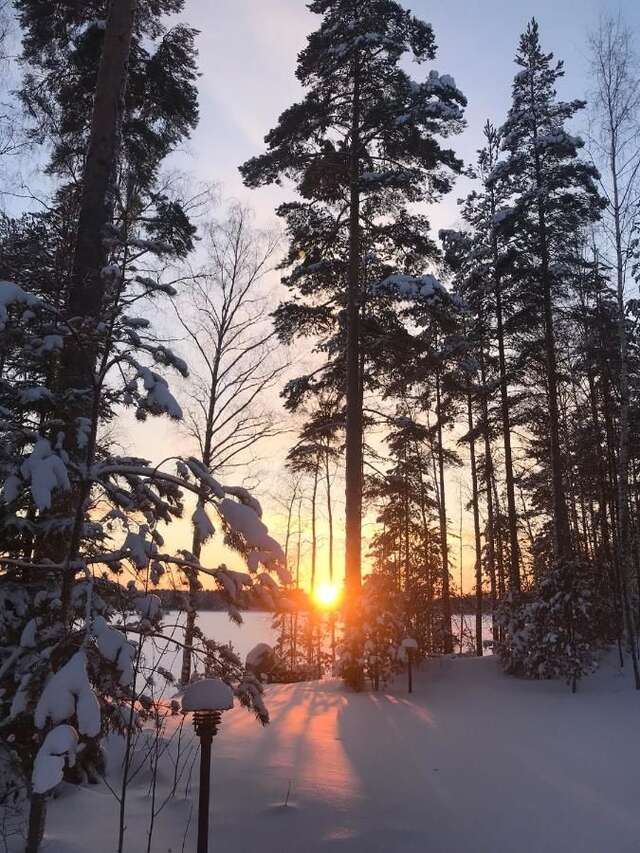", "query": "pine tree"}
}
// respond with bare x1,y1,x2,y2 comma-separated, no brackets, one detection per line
0,4,288,848
494,19,604,560
366,411,449,654
240,0,466,648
